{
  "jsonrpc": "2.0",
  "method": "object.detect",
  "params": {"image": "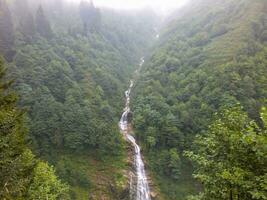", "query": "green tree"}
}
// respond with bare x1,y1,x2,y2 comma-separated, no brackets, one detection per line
14,0,35,42
169,148,181,180
185,106,267,200
0,0,15,61
79,1,101,34
28,162,69,200
147,135,156,151
35,5,53,39
0,56,34,198
0,57,70,199
133,0,267,198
